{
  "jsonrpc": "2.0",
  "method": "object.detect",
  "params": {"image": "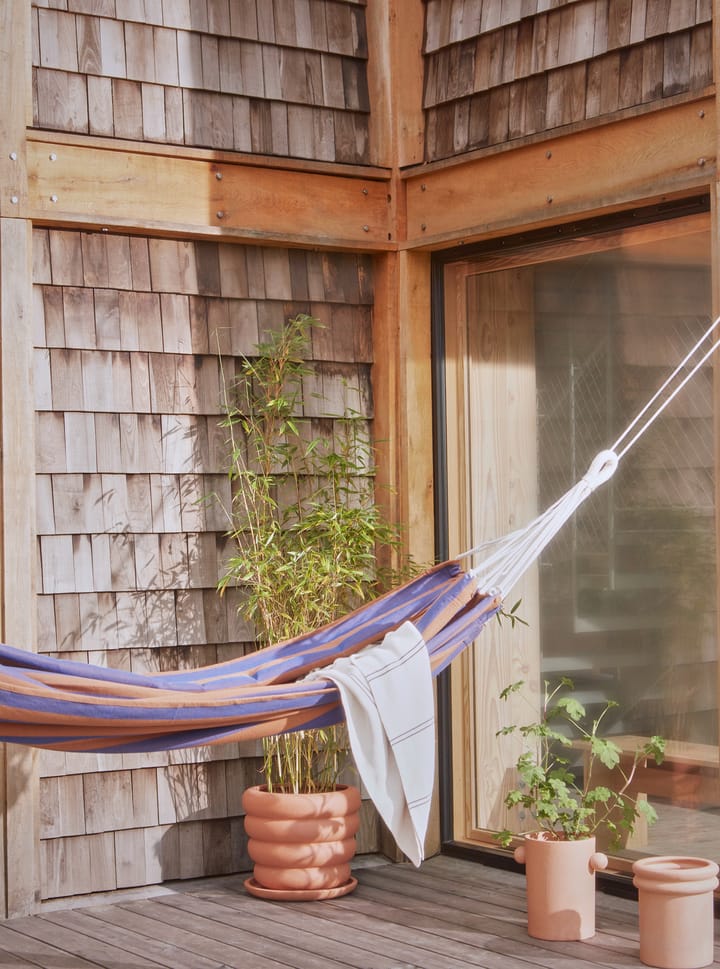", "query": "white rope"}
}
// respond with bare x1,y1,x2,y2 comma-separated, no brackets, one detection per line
467,450,618,596
463,315,720,600
613,329,720,460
